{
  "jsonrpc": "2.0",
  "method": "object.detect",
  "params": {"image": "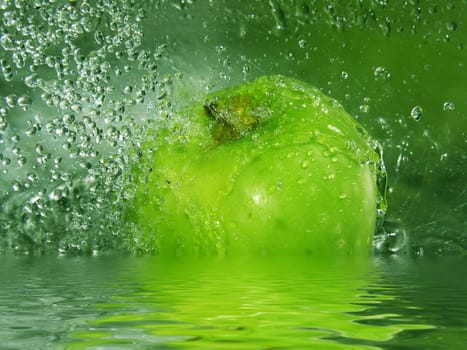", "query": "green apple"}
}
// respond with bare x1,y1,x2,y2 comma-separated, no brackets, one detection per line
127,75,386,255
